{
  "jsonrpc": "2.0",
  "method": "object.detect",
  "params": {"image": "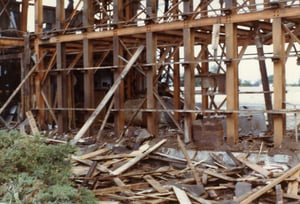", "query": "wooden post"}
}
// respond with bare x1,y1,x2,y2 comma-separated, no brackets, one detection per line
113,0,125,138
145,0,158,136
183,0,195,143
21,0,29,32
201,45,209,112
225,22,239,144
272,17,286,147
173,48,181,122
34,0,45,127
83,0,94,135
21,34,31,119
56,0,68,133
